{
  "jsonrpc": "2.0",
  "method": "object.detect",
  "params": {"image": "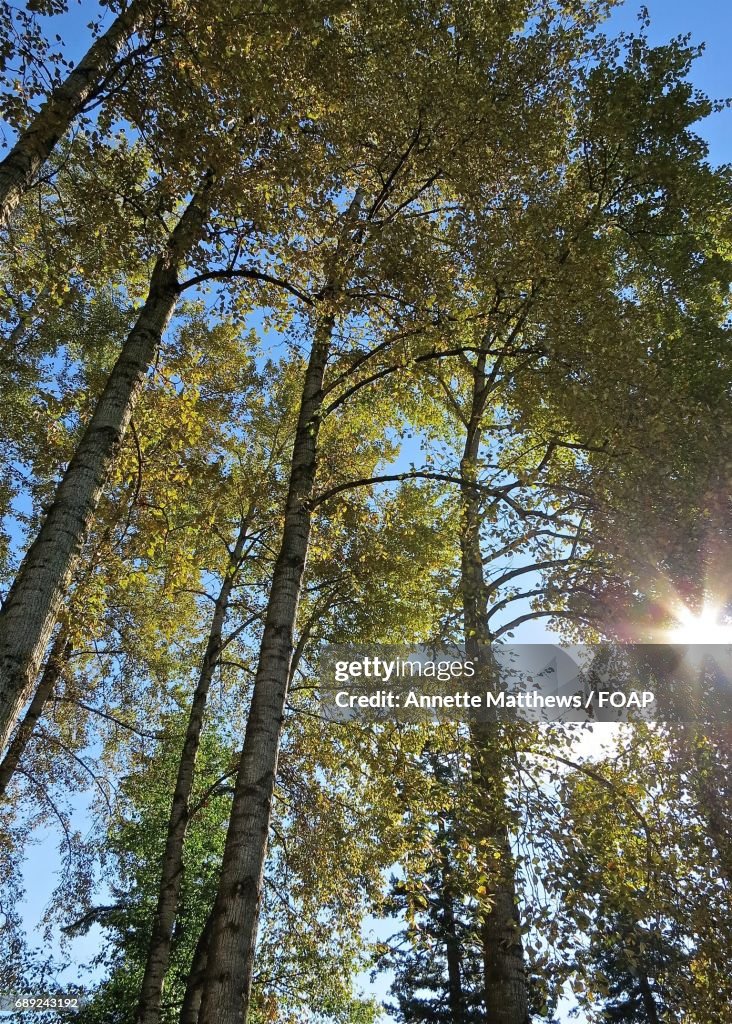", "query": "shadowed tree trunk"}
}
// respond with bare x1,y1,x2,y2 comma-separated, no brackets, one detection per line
637,968,661,1024
179,906,215,1024
0,0,151,227
459,350,530,1024
437,819,468,1024
0,627,69,798
0,180,211,754
135,514,253,1024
